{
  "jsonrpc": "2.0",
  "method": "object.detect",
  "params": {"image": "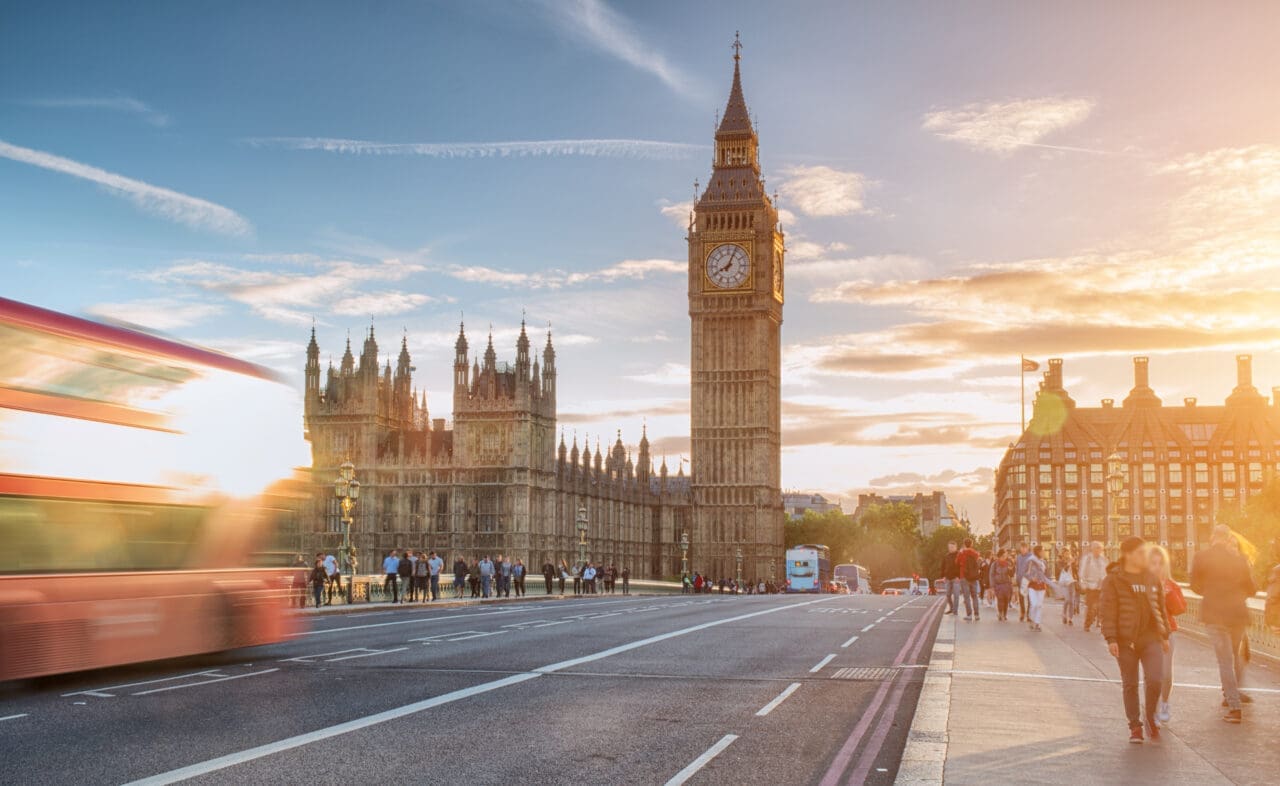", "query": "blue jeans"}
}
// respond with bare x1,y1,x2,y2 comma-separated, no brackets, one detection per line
1208,624,1246,709
963,579,980,617
946,578,965,613
481,575,492,598
429,575,440,600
